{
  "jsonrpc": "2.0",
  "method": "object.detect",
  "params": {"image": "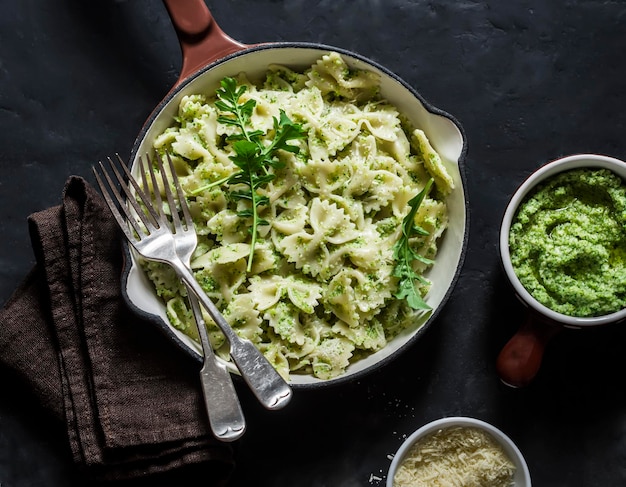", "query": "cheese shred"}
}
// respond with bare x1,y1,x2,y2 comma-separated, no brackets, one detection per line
393,426,516,487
